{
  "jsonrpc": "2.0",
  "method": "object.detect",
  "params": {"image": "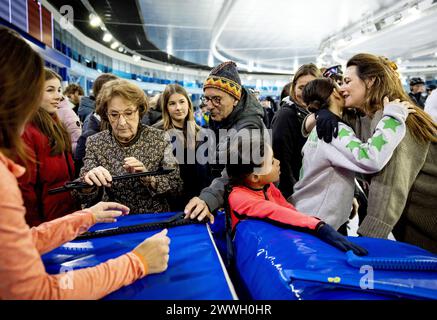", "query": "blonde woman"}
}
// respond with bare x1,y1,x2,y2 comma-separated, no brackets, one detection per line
154,84,212,210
